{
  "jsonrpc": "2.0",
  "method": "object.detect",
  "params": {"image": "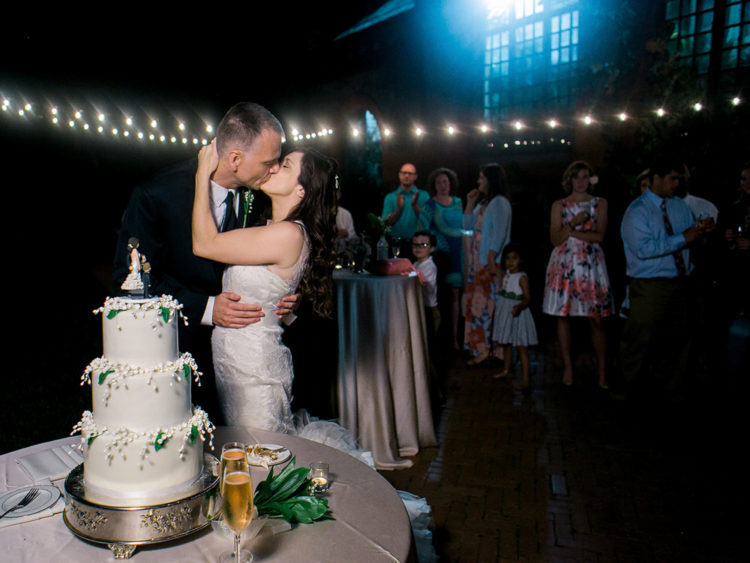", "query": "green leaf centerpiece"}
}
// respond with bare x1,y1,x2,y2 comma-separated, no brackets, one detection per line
253,457,333,524
98,370,114,385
